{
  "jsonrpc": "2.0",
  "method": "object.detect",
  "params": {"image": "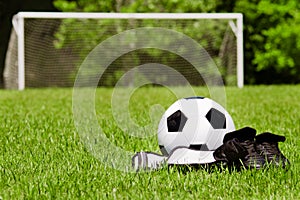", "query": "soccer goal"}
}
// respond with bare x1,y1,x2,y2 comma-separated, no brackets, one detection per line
4,12,243,90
